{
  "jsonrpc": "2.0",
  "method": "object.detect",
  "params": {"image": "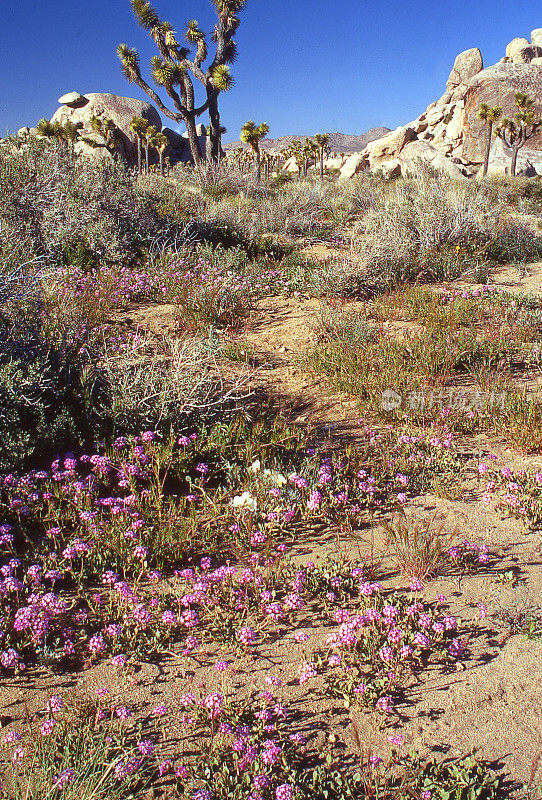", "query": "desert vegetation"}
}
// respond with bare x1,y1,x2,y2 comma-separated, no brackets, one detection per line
5,49,542,798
